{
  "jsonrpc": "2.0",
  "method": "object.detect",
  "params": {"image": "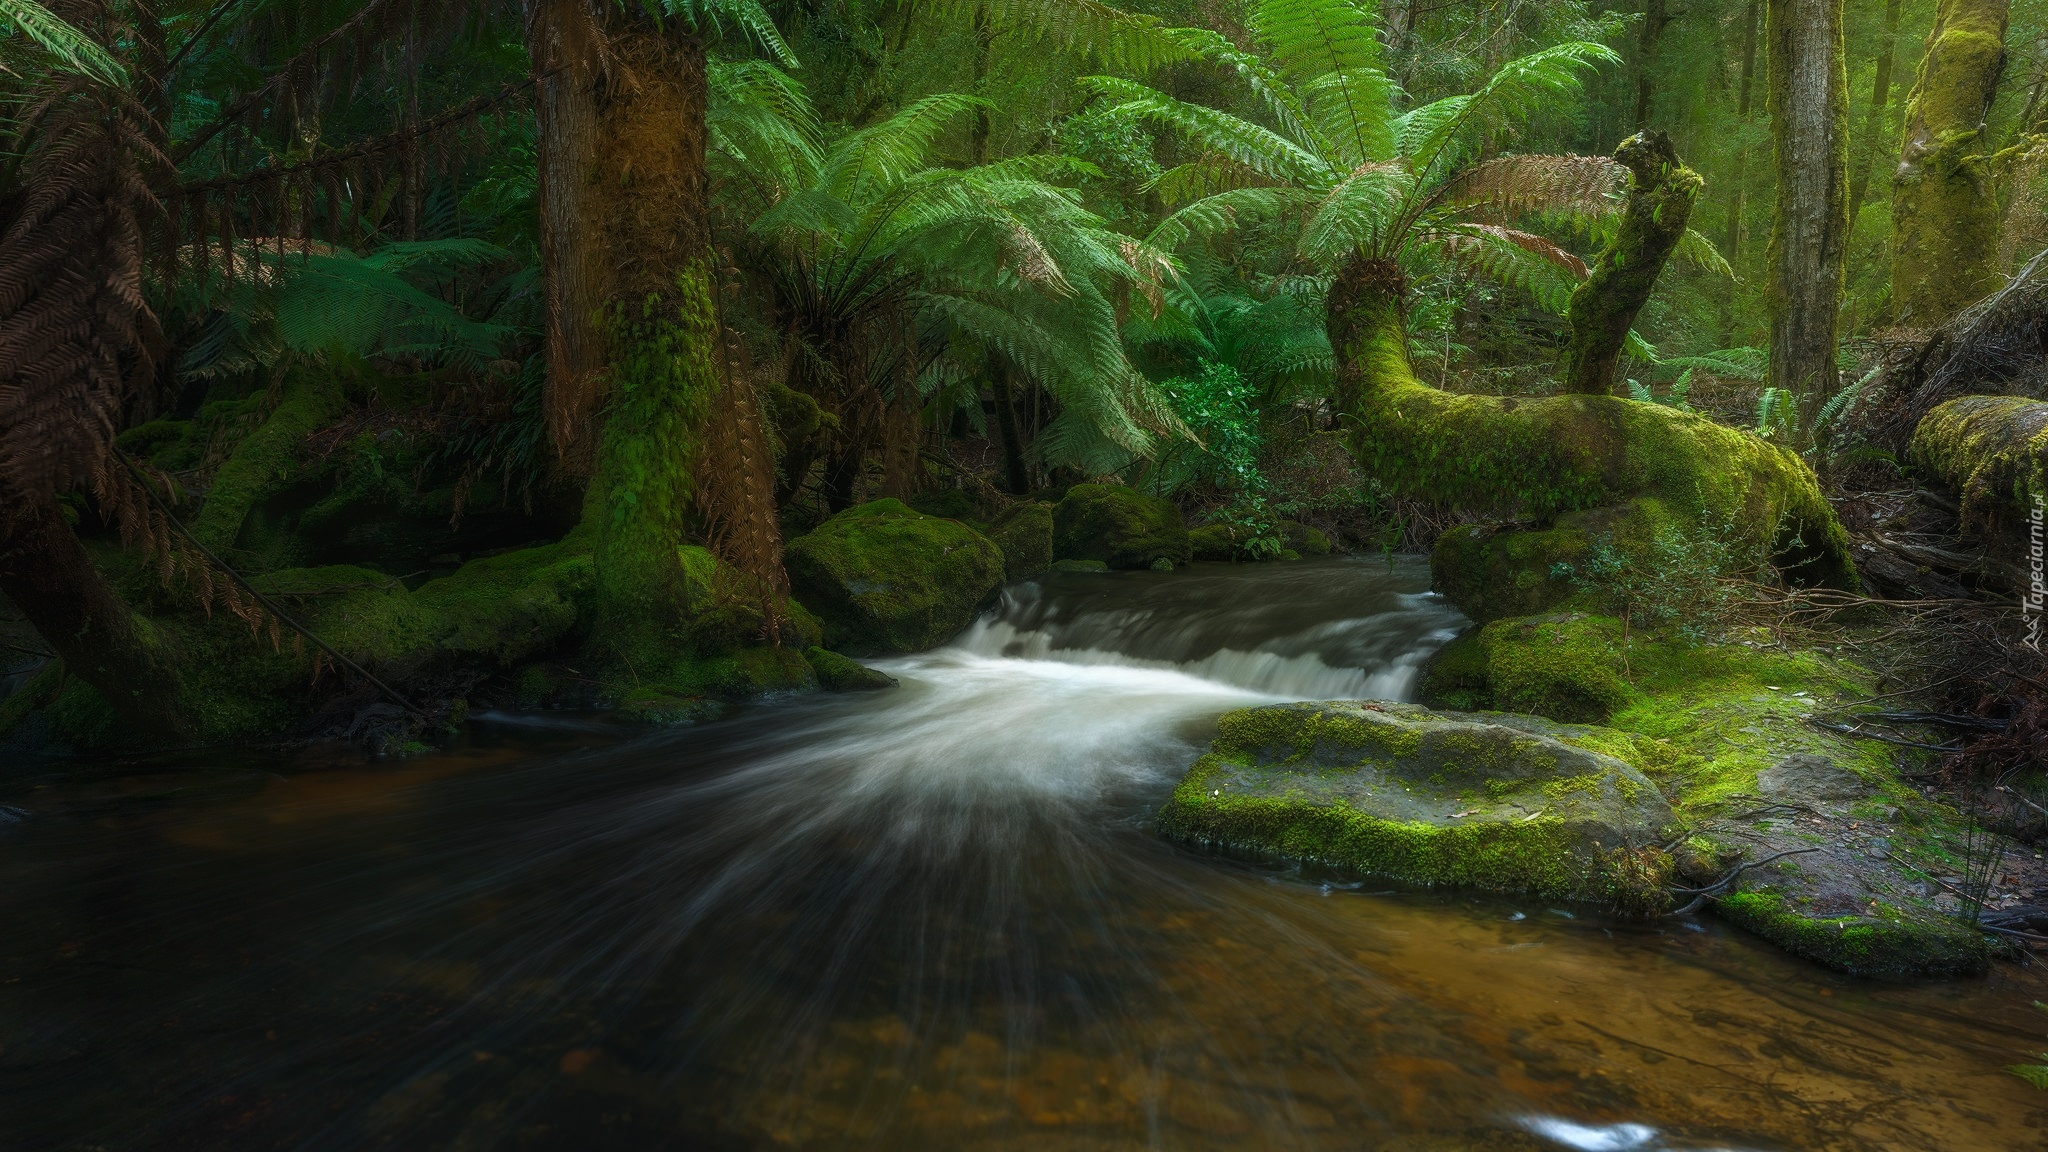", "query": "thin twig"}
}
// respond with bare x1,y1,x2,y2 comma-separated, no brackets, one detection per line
1667,847,1823,916
1807,717,1963,752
